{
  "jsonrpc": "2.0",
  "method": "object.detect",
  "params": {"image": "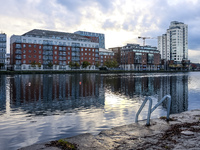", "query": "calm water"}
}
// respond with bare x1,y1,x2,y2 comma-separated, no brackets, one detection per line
0,72,200,150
